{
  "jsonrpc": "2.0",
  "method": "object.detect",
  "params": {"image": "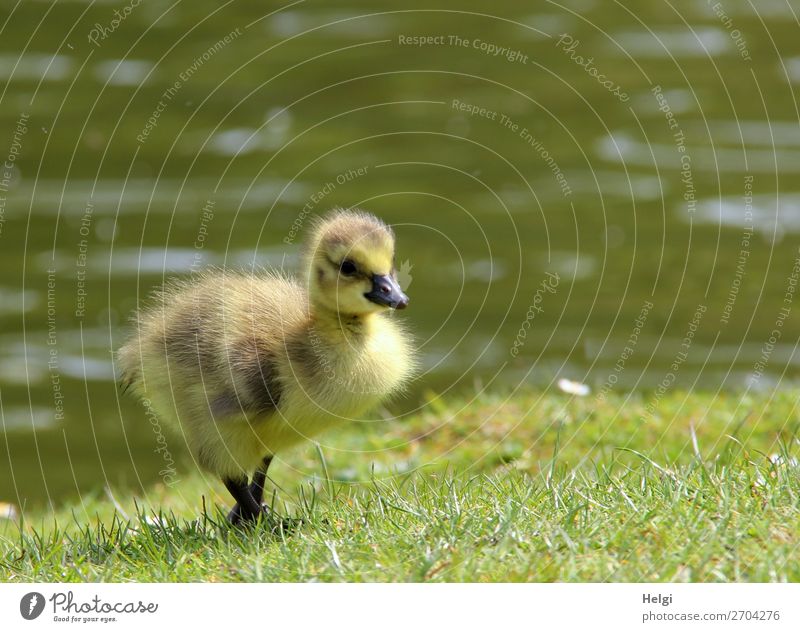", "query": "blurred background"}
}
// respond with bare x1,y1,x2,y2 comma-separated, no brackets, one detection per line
1,0,799,506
